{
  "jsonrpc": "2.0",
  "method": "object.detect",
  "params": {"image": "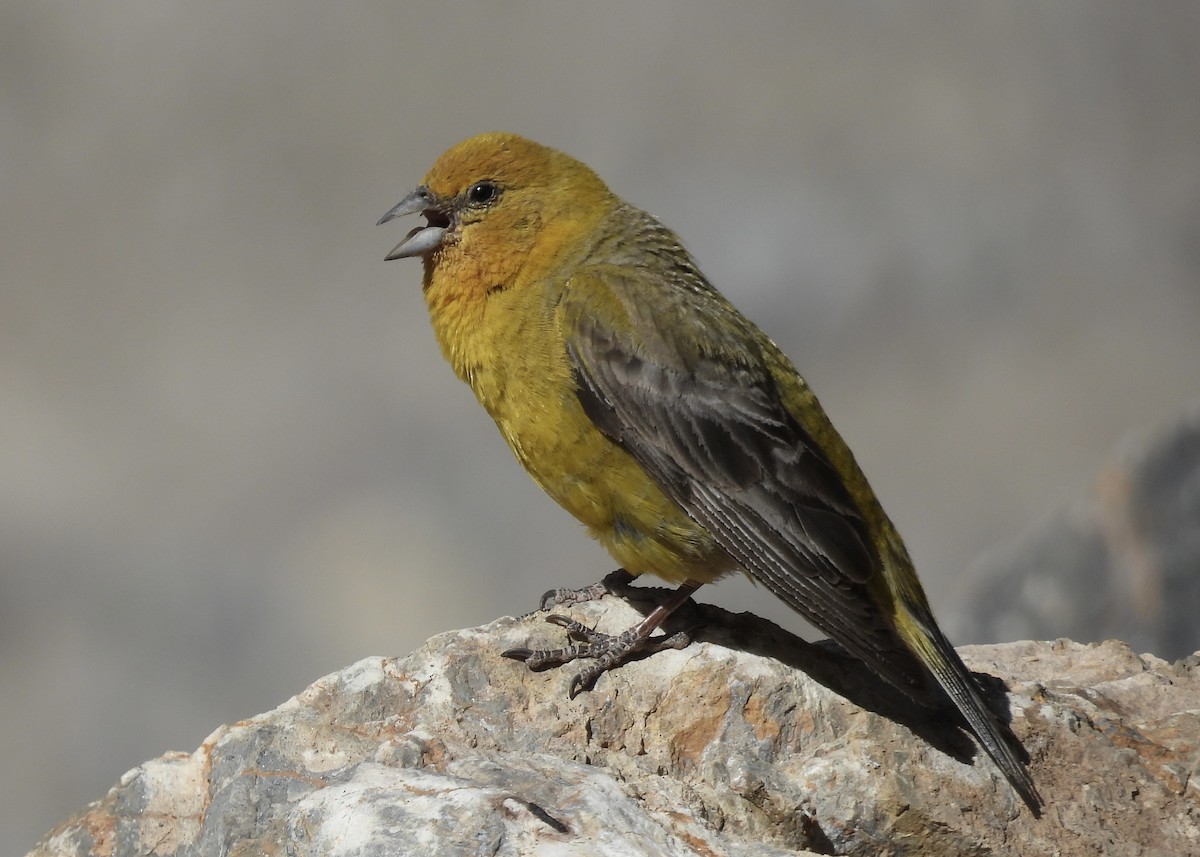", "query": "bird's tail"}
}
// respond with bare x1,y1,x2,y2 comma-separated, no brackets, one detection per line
875,526,1042,811
904,607,1043,813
